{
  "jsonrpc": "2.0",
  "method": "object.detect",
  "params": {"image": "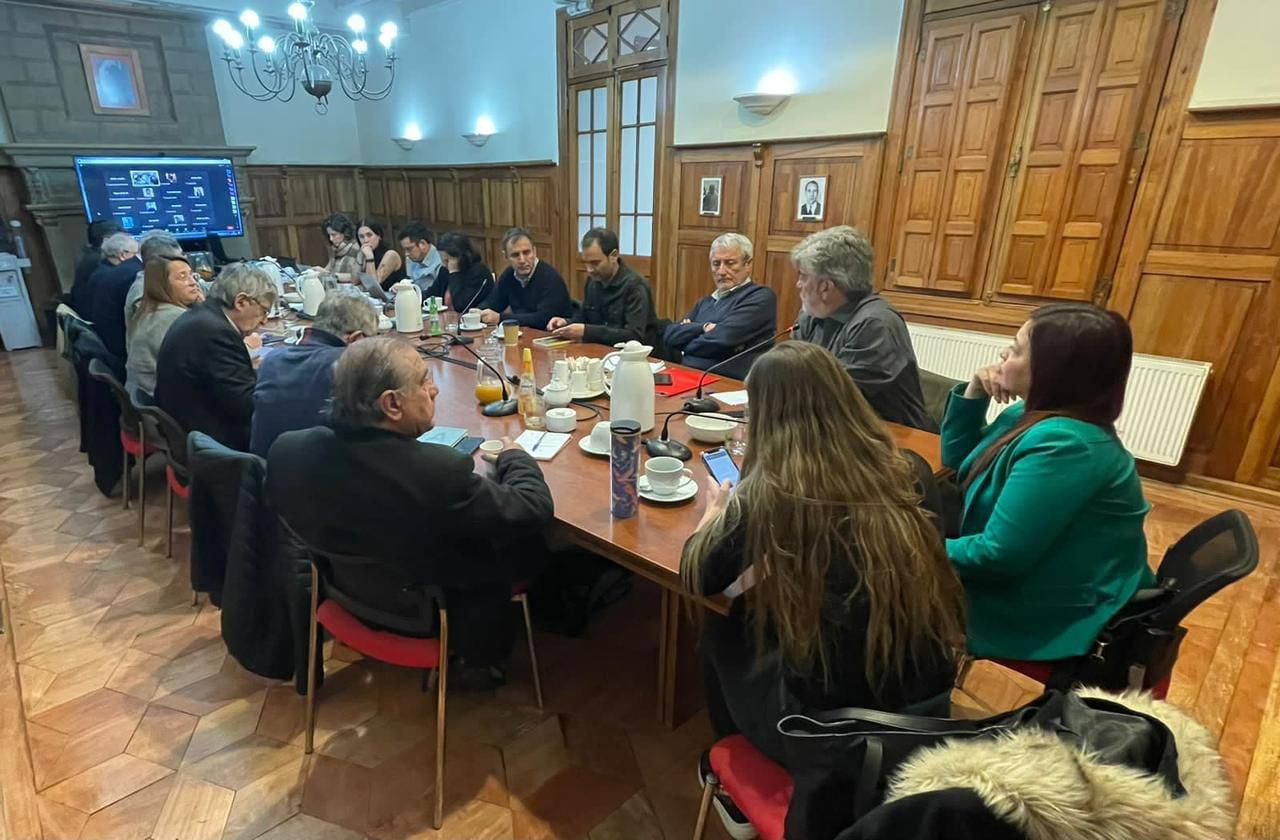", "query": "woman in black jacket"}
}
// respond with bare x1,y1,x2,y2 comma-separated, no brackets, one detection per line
432,233,494,313
682,341,965,788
